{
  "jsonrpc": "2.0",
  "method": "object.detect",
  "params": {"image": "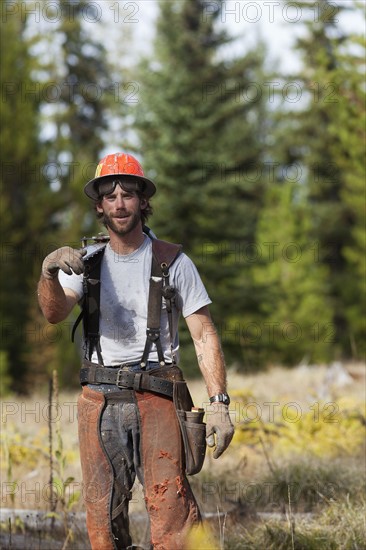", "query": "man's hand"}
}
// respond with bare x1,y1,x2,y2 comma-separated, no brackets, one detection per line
206,403,234,459
42,246,86,280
